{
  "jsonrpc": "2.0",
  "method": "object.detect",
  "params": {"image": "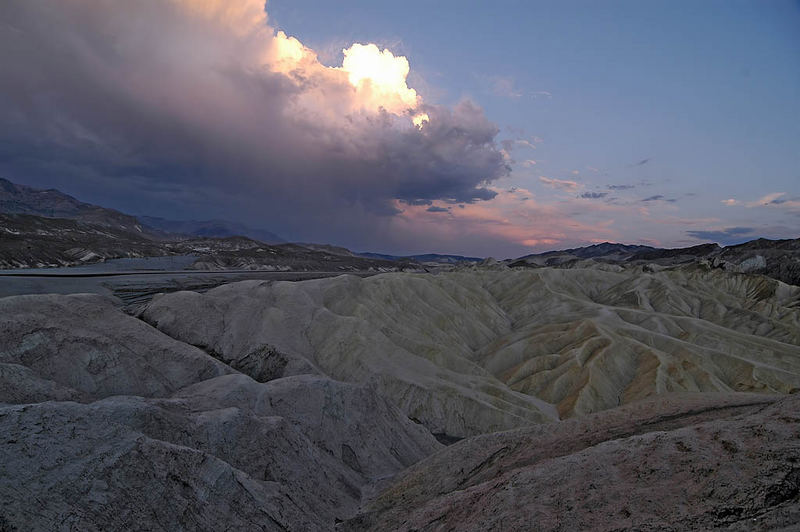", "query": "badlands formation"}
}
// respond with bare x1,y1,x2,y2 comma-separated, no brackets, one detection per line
1,263,800,529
